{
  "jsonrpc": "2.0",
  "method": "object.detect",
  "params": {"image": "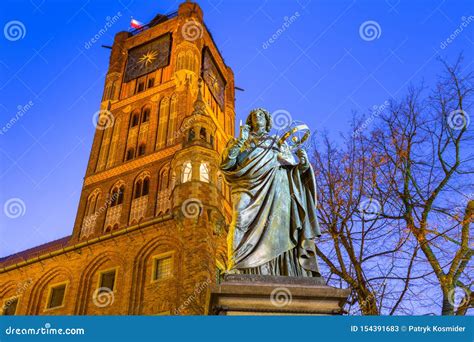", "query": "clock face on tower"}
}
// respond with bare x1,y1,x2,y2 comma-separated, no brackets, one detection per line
202,47,226,109
124,33,172,83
